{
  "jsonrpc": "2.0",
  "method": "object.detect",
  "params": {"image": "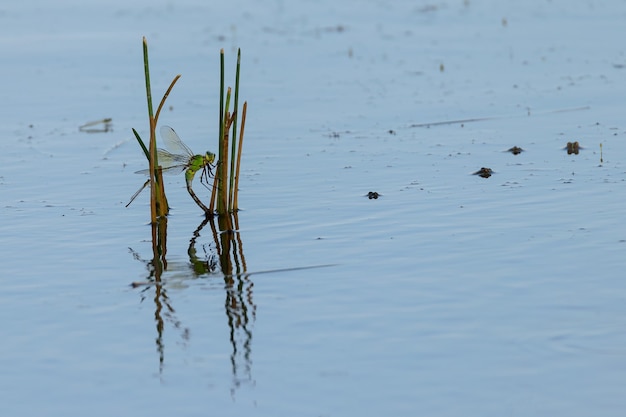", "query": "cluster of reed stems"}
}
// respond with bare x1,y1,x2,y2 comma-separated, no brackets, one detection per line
210,48,247,216
132,38,246,223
